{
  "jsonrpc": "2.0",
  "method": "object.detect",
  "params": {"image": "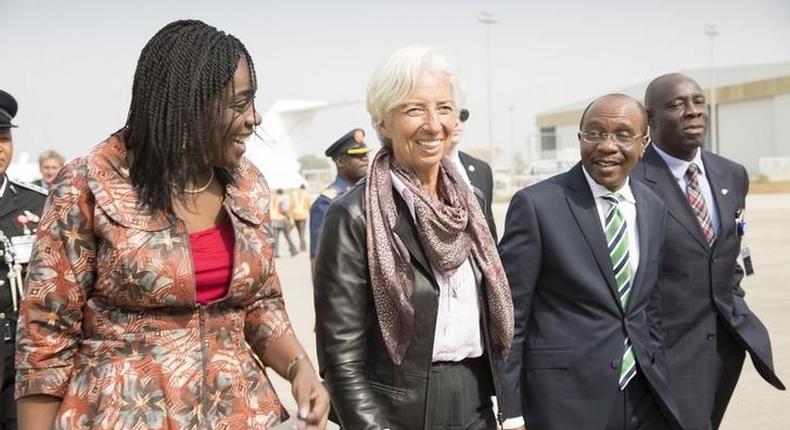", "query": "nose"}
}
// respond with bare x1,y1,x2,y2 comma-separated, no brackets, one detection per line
245,105,262,128
598,135,620,153
685,101,704,117
424,108,442,133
